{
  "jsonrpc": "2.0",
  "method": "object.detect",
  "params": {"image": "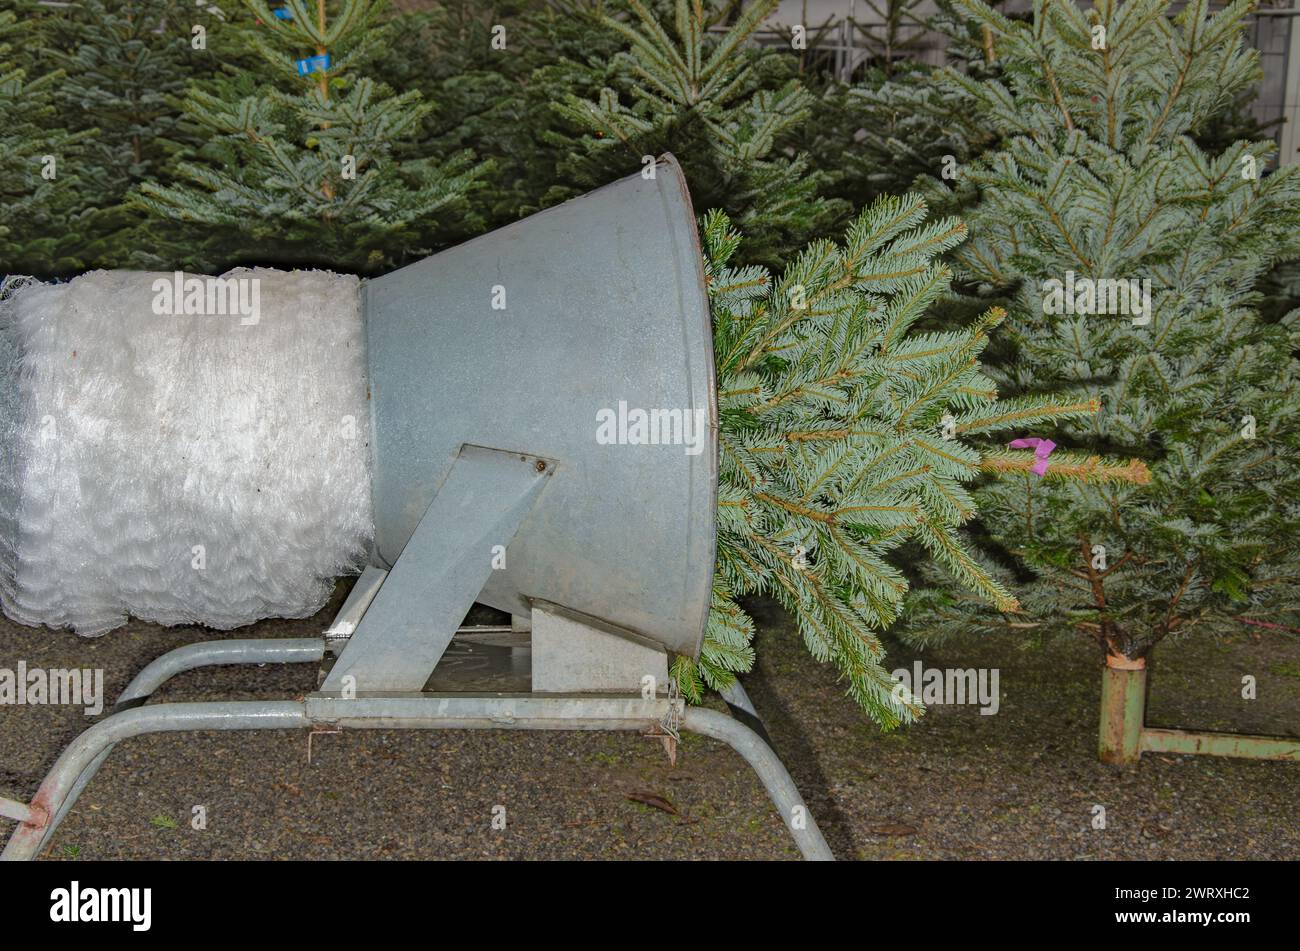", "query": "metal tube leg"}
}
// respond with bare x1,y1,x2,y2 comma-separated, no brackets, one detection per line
682,707,834,861
34,638,324,854
1140,727,1300,760
113,638,326,710
716,678,773,746
307,695,832,859
34,638,325,855
6,688,833,860
3,701,308,861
